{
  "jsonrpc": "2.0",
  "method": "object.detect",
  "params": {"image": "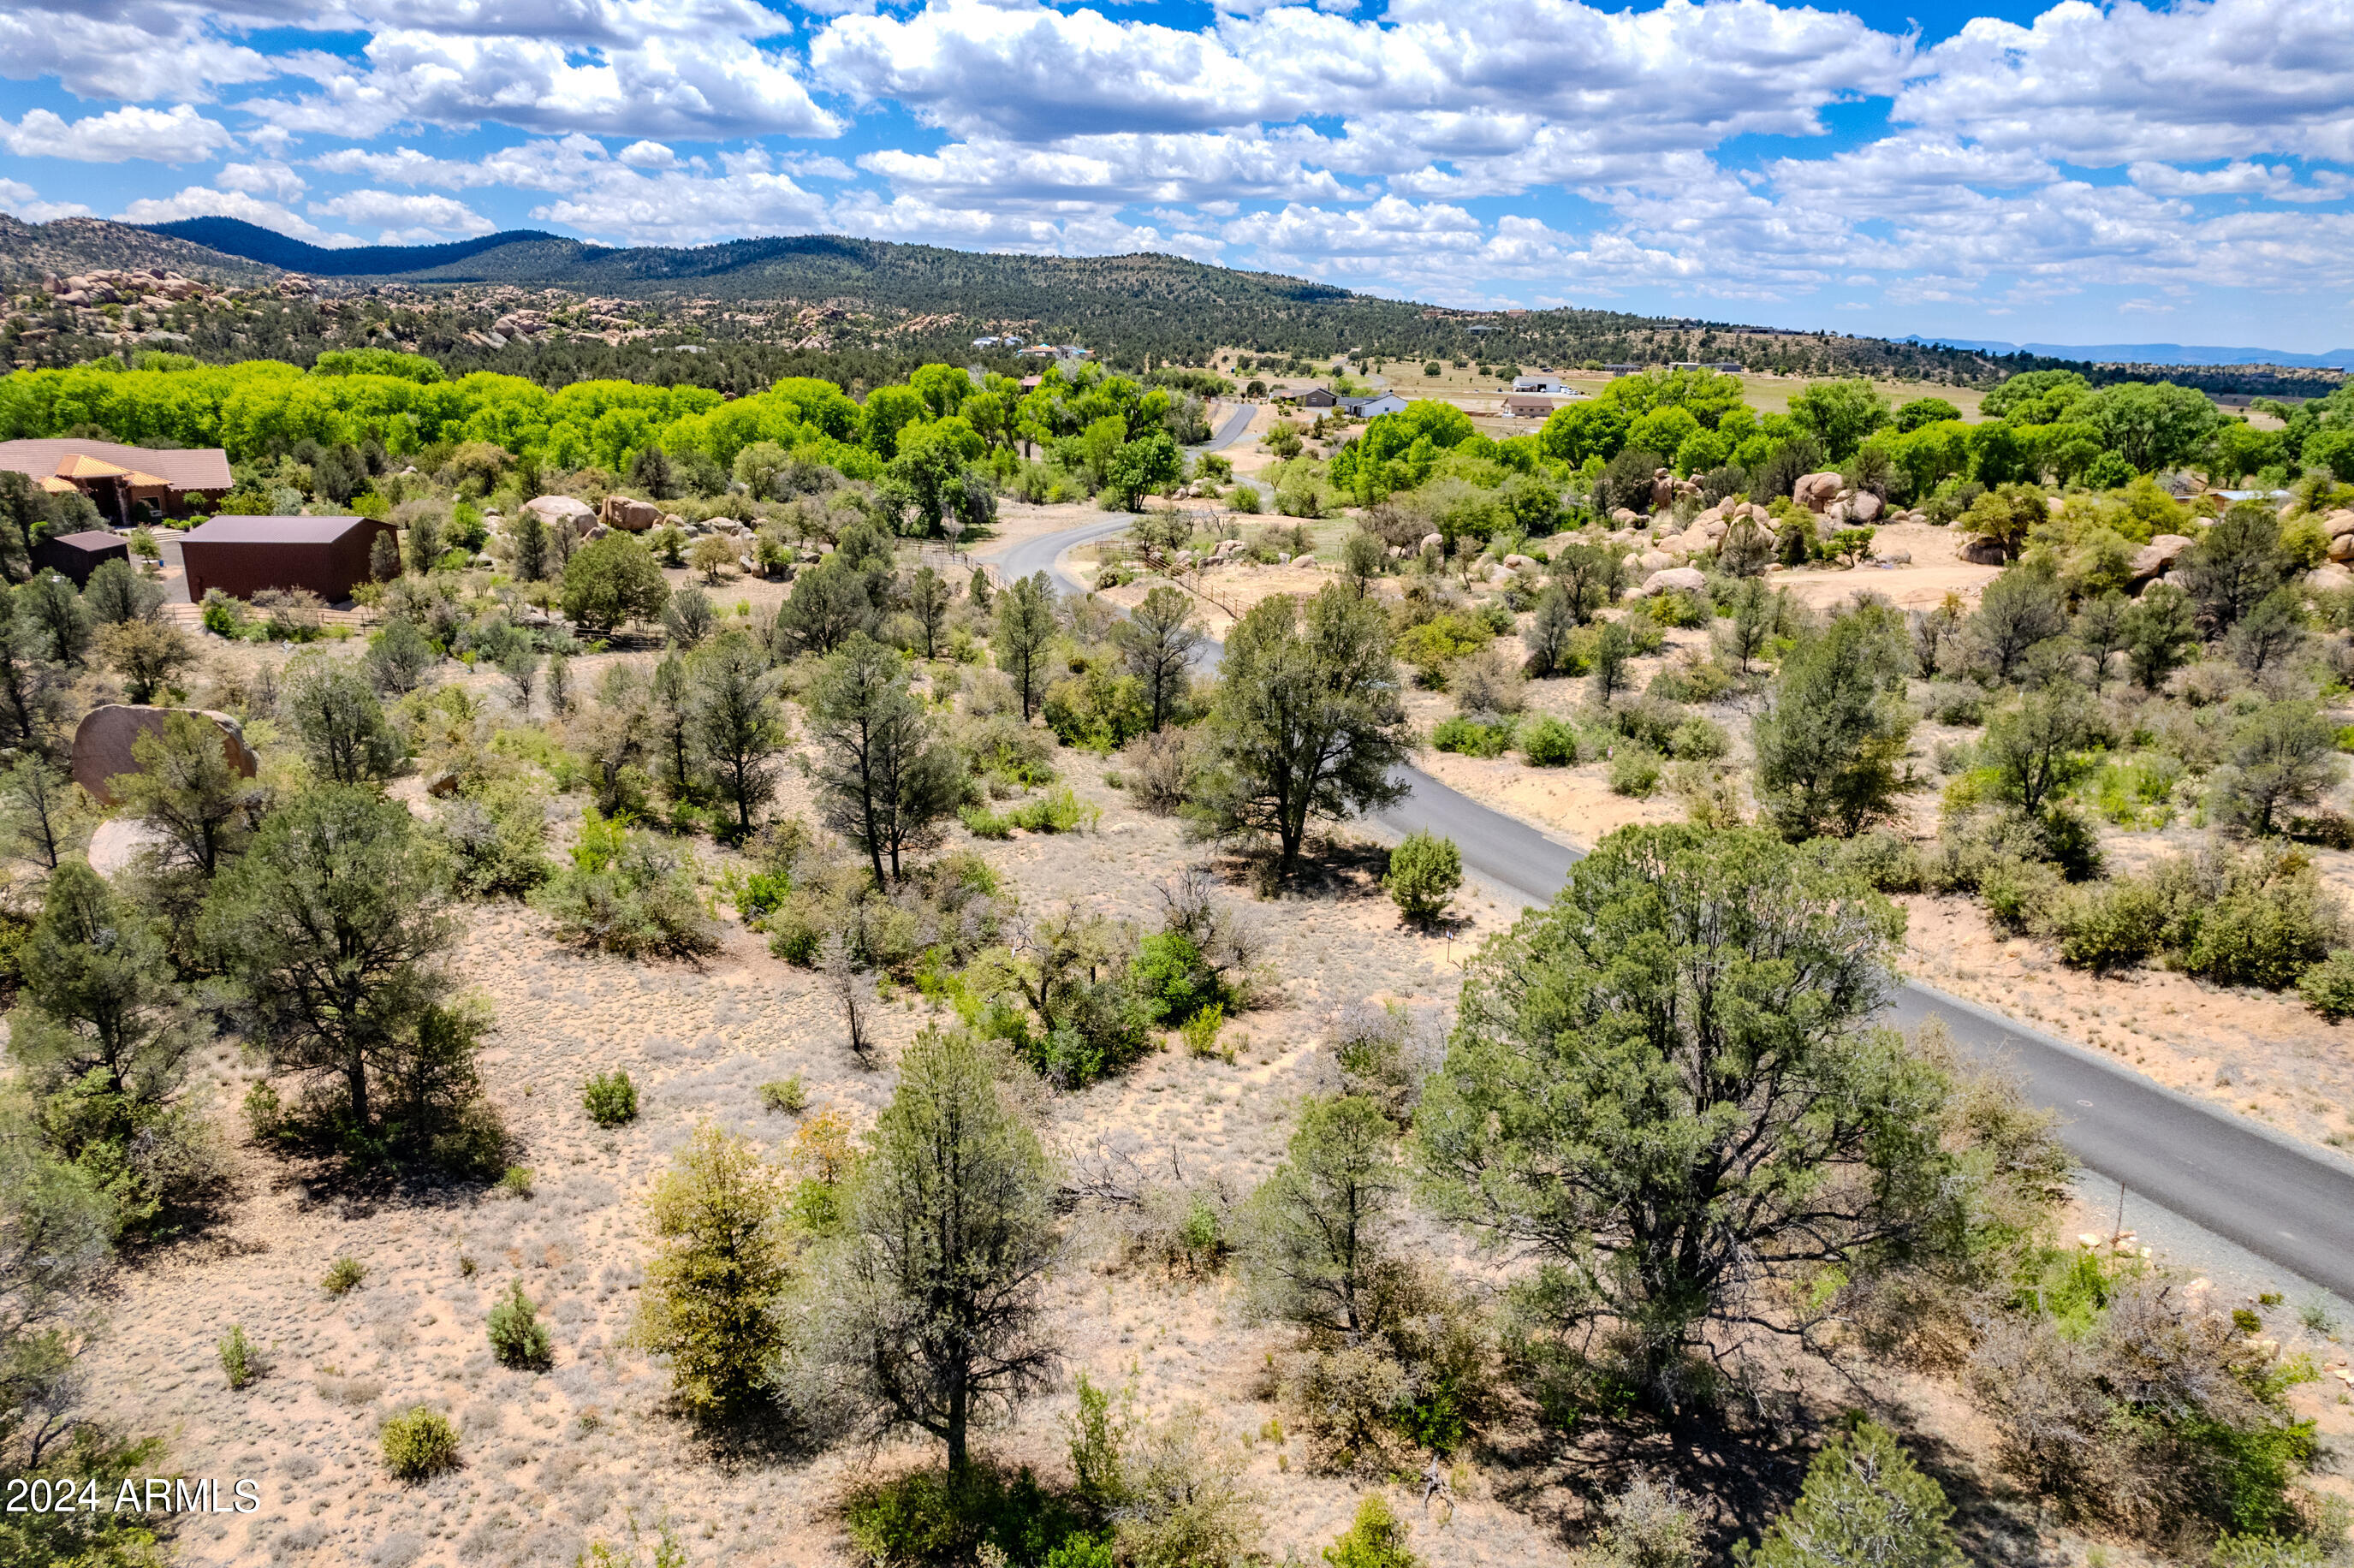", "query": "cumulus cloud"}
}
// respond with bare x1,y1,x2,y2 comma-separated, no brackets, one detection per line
1,104,235,164
0,177,94,223
310,189,496,240
217,160,310,201
115,186,360,247
0,3,282,101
